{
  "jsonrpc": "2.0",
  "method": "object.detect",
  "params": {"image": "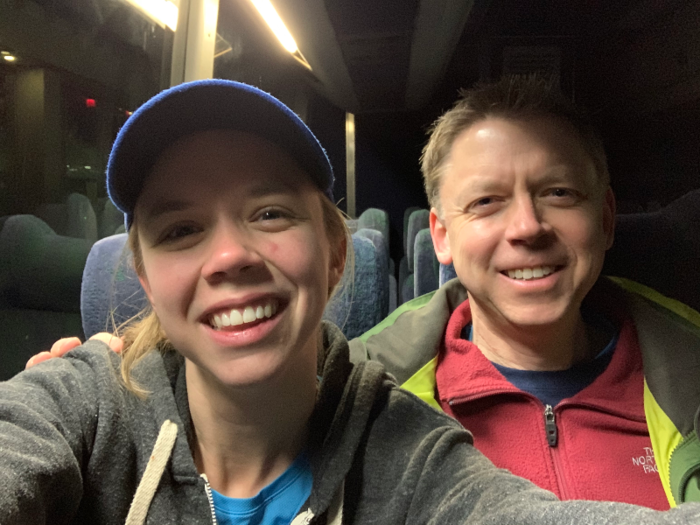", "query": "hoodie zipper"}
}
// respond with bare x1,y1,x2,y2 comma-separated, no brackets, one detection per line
200,474,218,525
